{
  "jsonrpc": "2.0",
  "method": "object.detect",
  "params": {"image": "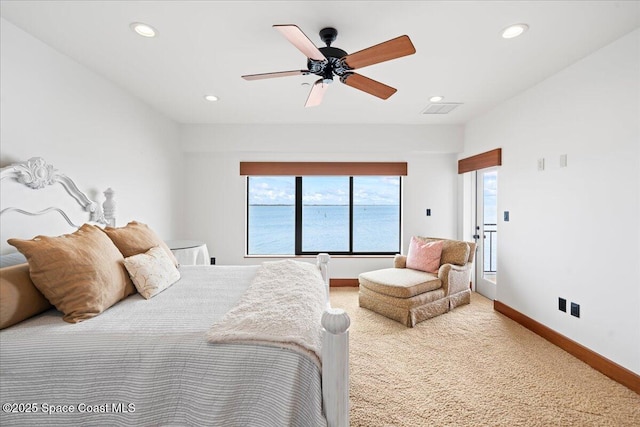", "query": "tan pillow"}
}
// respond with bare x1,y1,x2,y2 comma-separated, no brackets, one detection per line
419,237,470,266
102,221,179,267
0,263,52,329
8,224,135,323
124,246,181,299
